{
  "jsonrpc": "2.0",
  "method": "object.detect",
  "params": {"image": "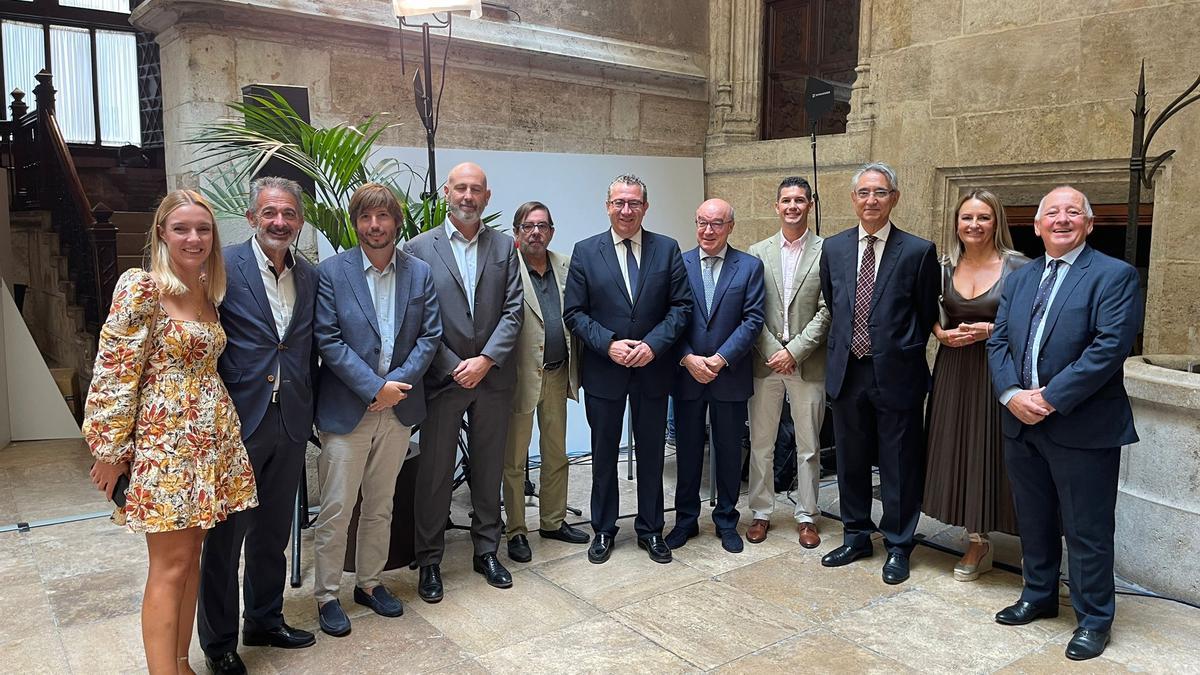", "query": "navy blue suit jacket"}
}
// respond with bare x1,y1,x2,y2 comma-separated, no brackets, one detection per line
217,240,317,443
819,224,940,409
987,245,1141,449
564,229,693,399
672,246,765,402
314,246,442,433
